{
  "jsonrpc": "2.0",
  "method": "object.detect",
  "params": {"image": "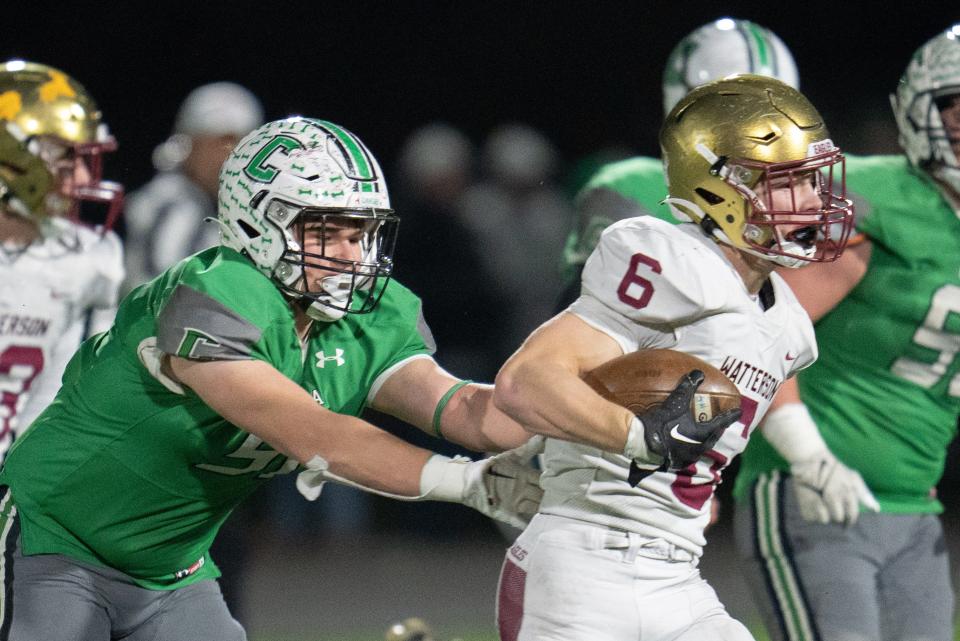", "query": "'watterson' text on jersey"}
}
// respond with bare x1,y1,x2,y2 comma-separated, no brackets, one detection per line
719,357,781,400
